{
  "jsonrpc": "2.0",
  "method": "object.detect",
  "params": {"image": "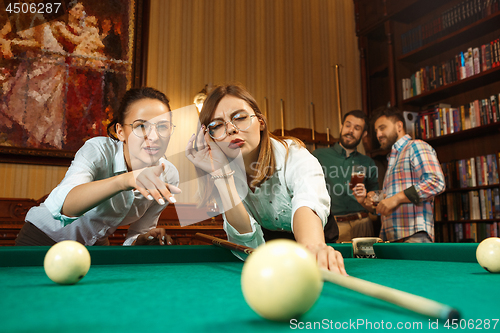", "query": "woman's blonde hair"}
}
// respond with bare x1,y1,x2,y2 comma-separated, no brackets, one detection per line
196,84,304,207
